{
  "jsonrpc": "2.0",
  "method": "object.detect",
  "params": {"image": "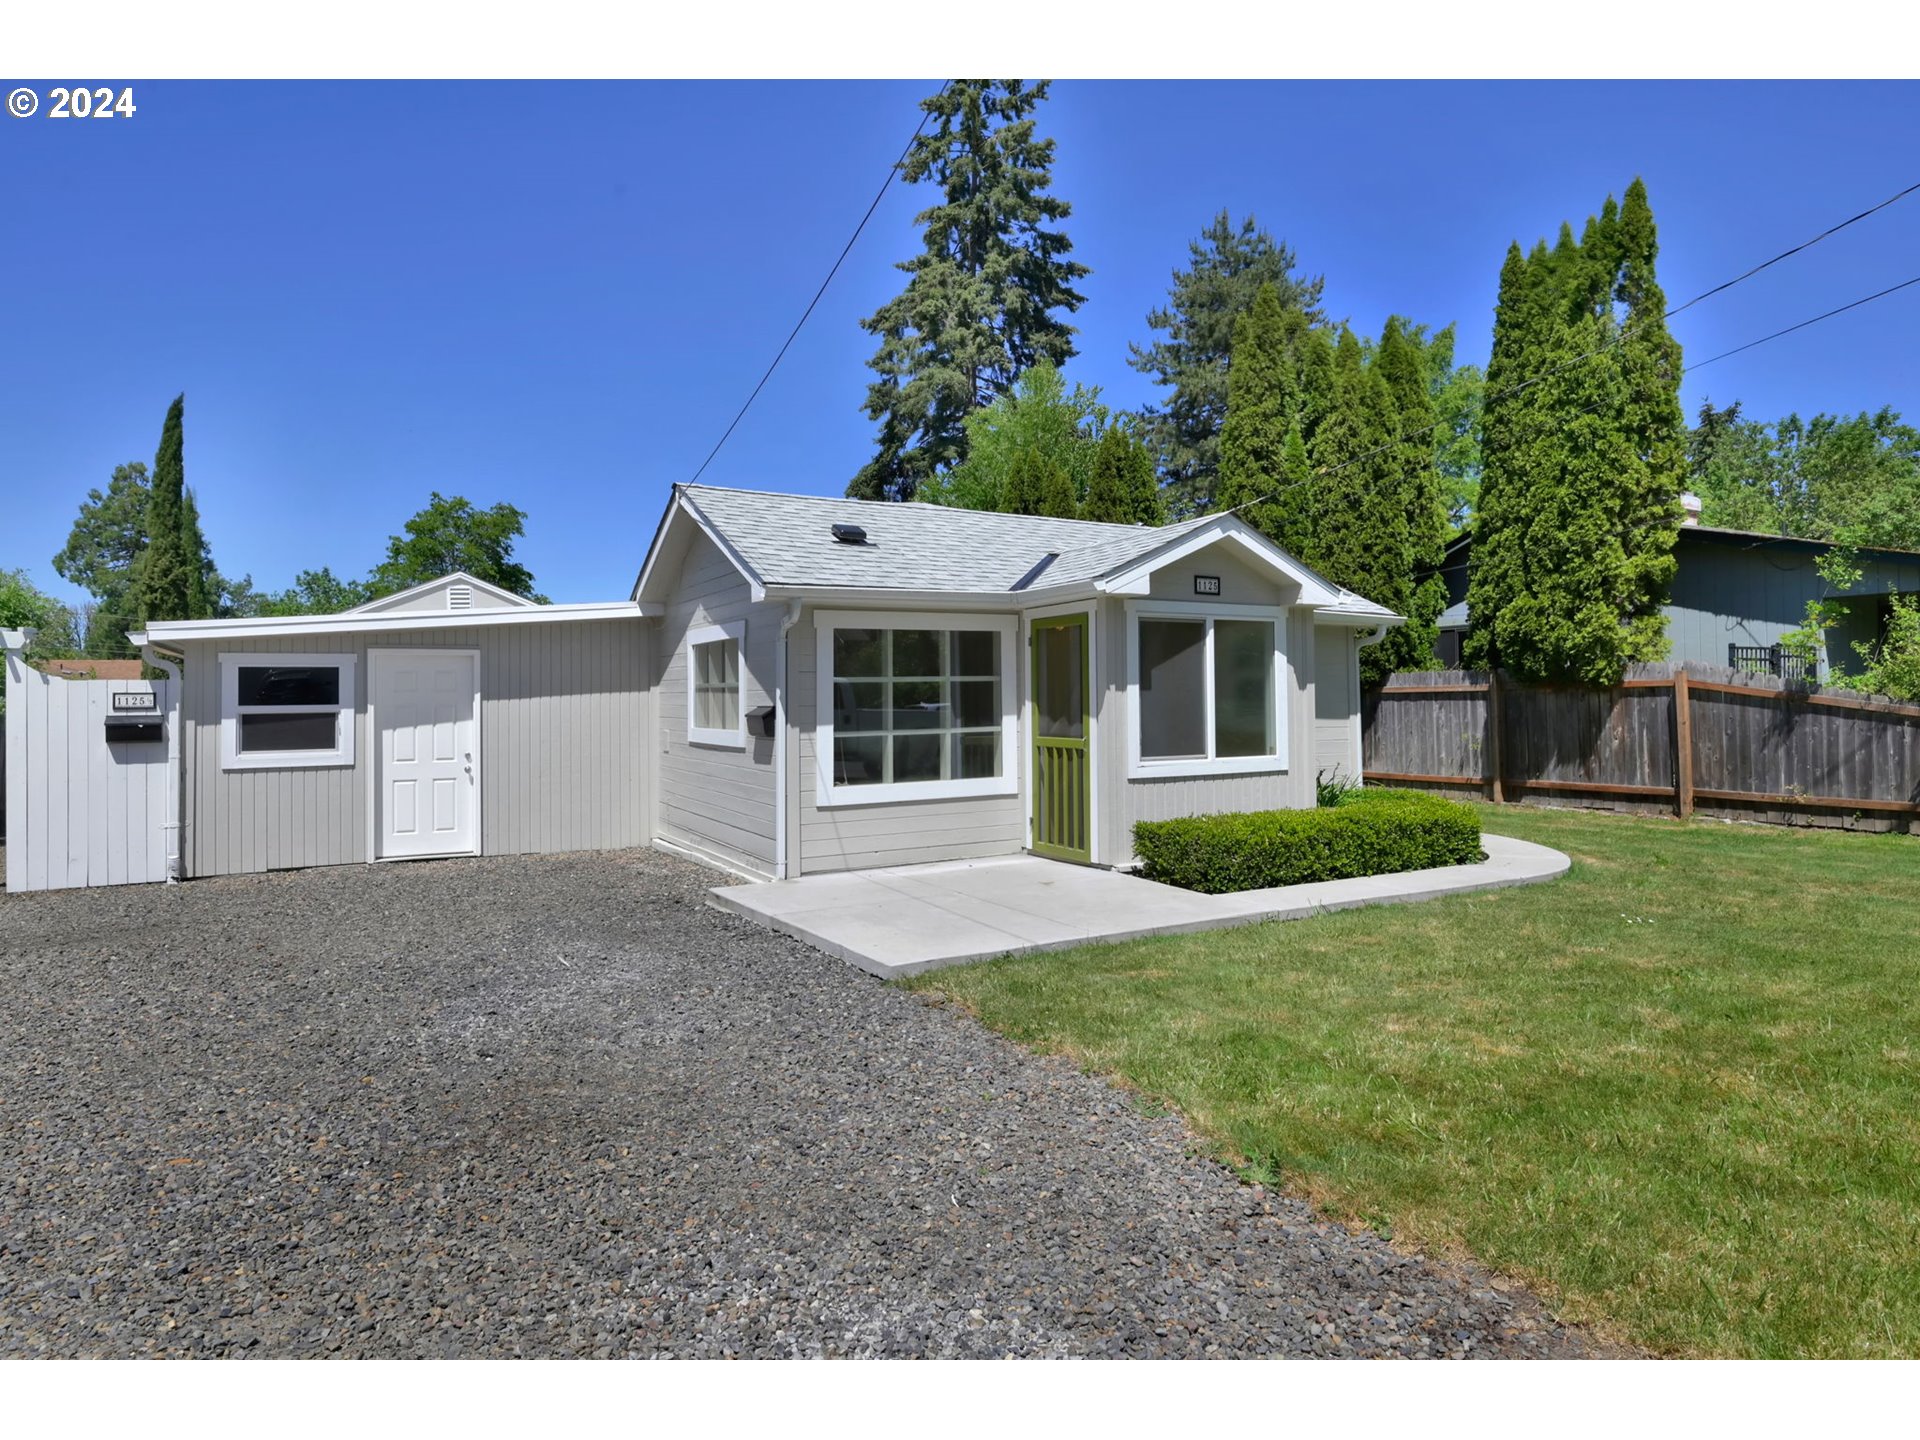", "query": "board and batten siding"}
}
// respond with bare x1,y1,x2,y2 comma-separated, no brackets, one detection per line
175,619,649,877
790,607,1027,875
1313,625,1361,783
652,532,781,878
1095,596,1317,867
